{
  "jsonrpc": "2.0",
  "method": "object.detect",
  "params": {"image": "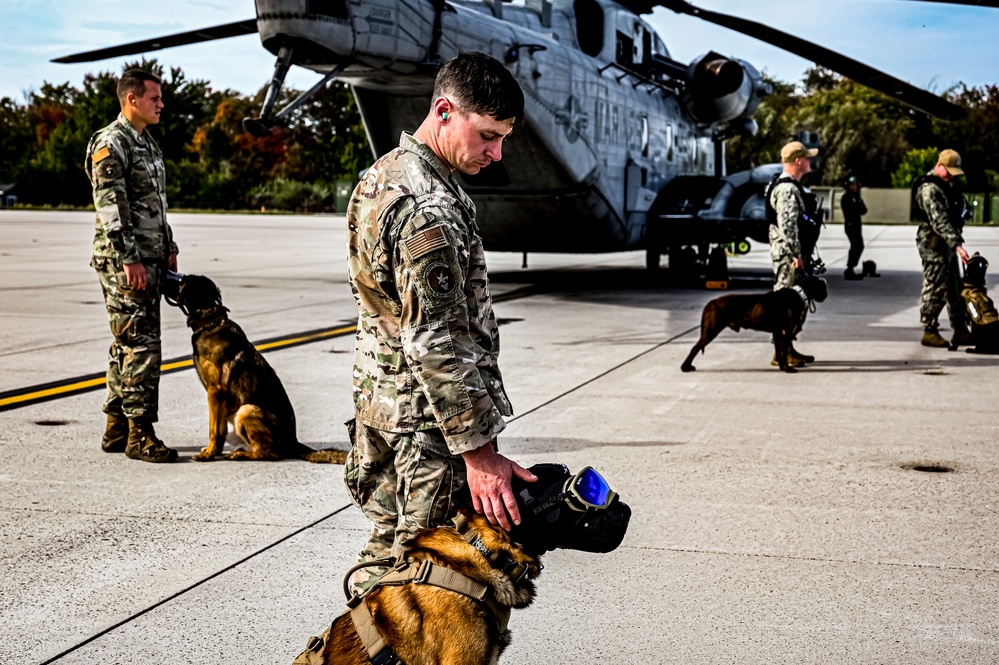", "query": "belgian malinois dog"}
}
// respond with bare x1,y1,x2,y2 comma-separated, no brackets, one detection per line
173,274,345,463
681,275,828,373
293,463,631,665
